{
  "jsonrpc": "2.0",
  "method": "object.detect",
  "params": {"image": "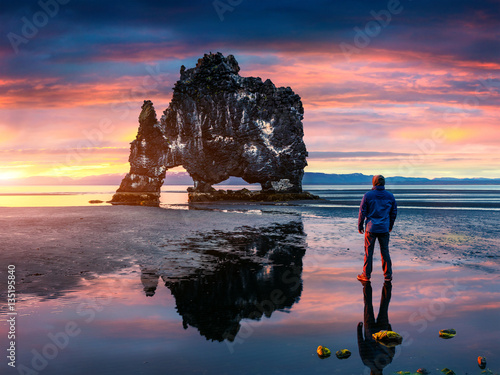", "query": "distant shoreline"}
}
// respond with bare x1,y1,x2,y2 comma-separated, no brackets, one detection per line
2,171,499,186
2,182,500,187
